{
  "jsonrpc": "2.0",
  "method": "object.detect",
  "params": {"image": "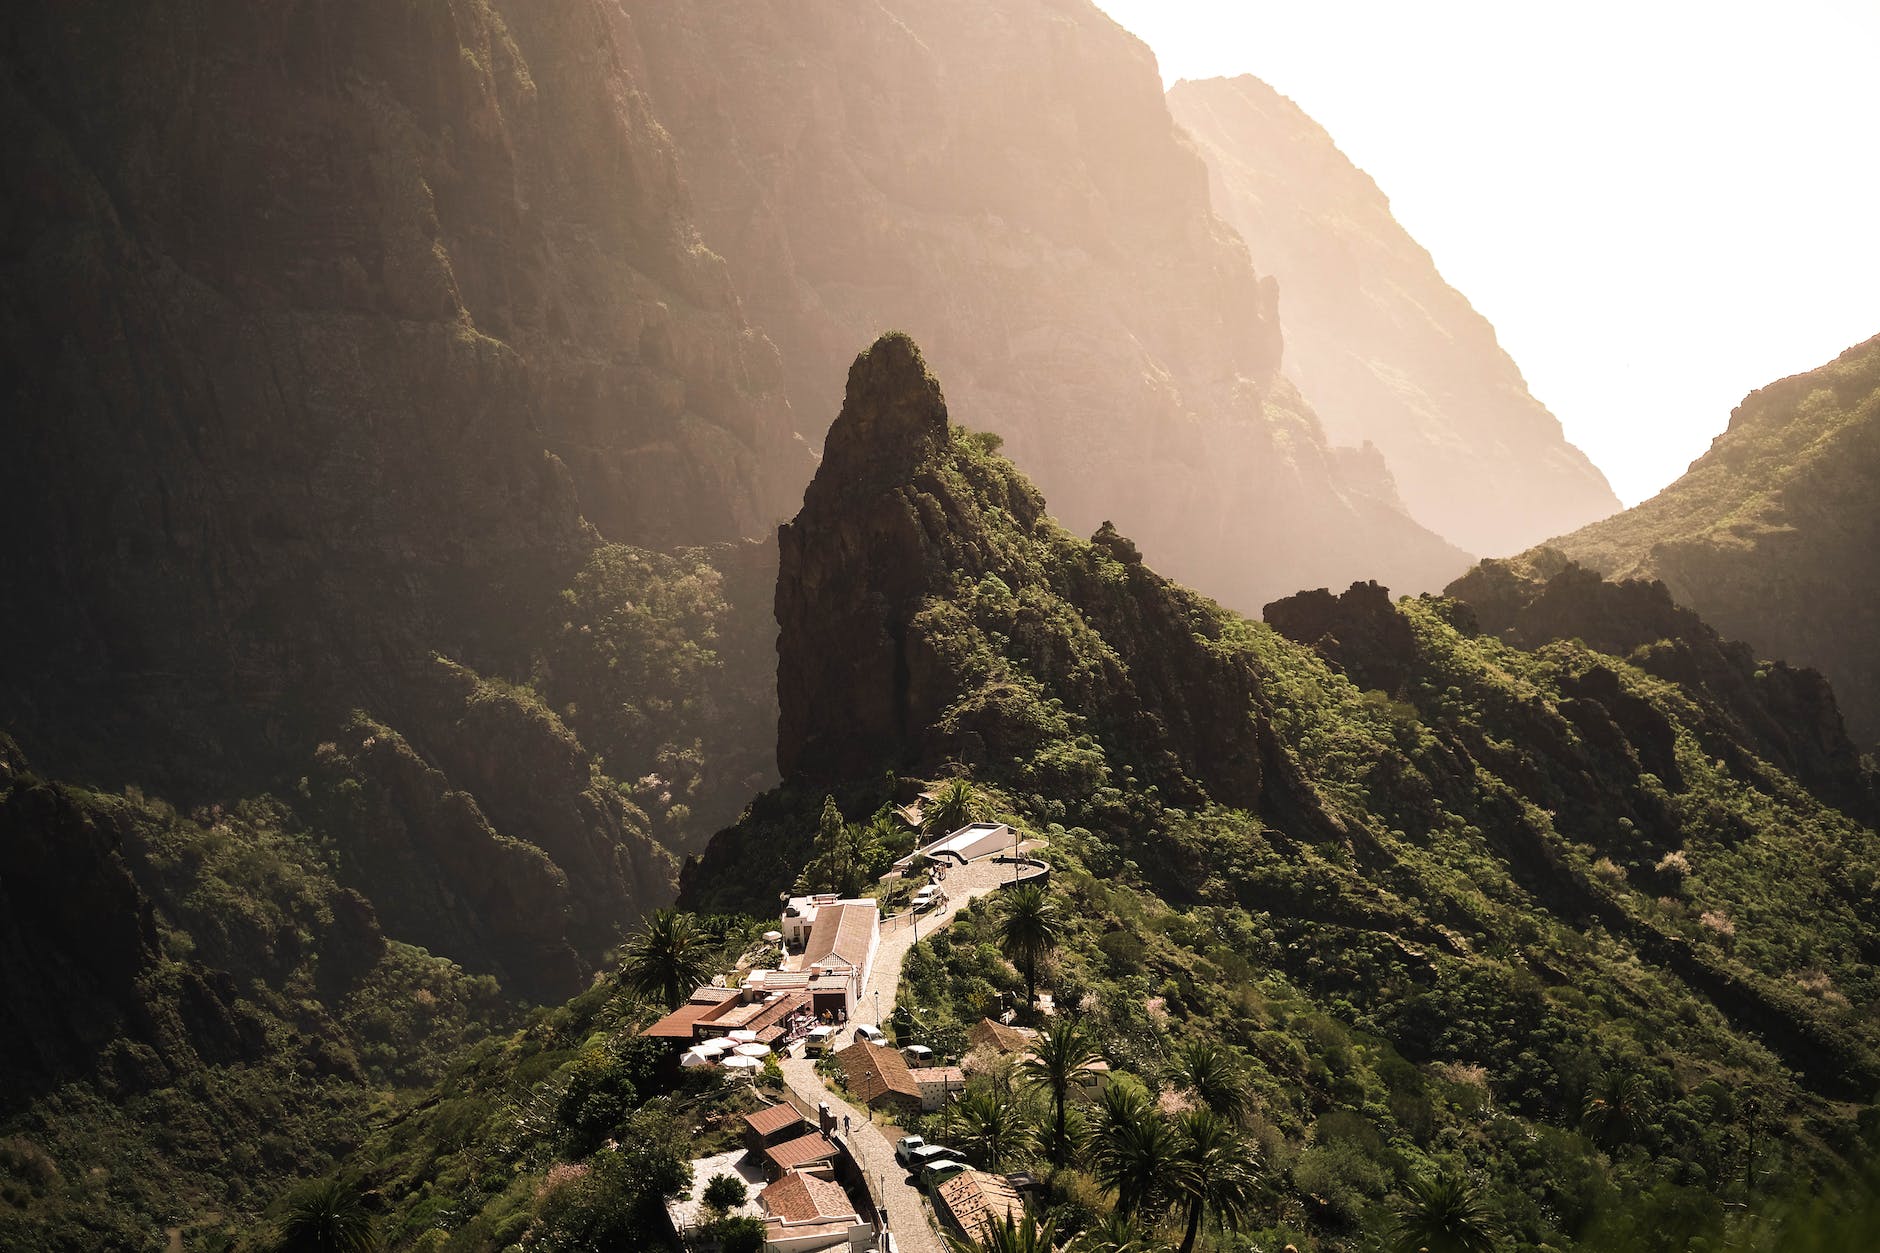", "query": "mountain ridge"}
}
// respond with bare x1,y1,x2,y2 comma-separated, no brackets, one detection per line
1169,73,1620,558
